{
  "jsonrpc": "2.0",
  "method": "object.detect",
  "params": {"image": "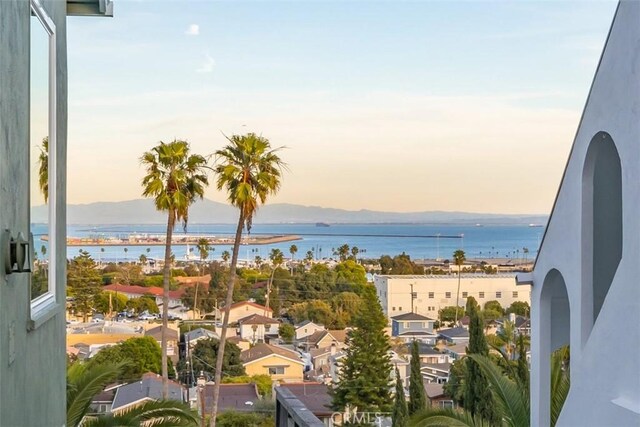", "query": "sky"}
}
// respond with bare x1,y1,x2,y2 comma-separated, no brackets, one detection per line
65,0,618,214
